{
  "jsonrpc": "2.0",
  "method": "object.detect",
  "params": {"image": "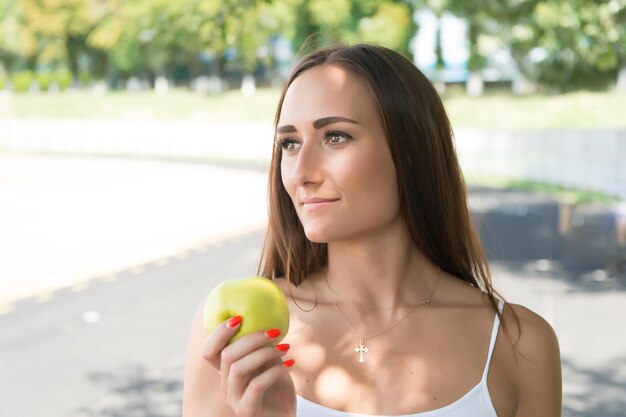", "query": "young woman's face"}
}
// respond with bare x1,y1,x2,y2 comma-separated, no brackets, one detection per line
277,64,401,243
